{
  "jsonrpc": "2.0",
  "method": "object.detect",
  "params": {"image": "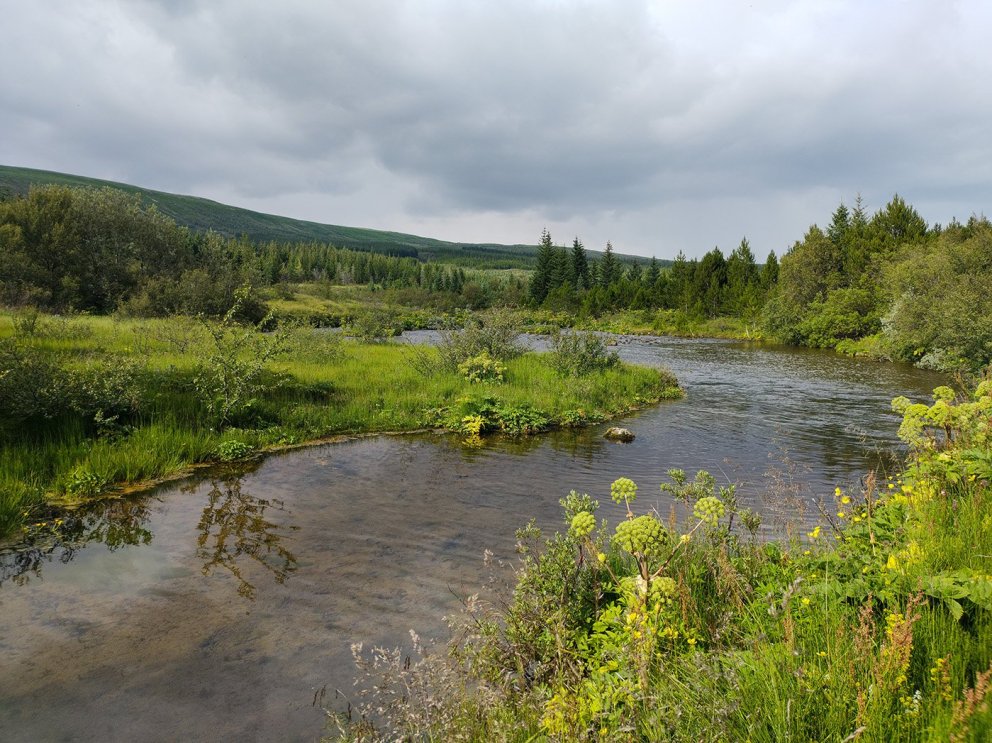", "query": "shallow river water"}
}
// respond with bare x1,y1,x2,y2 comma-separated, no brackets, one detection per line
0,335,946,741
